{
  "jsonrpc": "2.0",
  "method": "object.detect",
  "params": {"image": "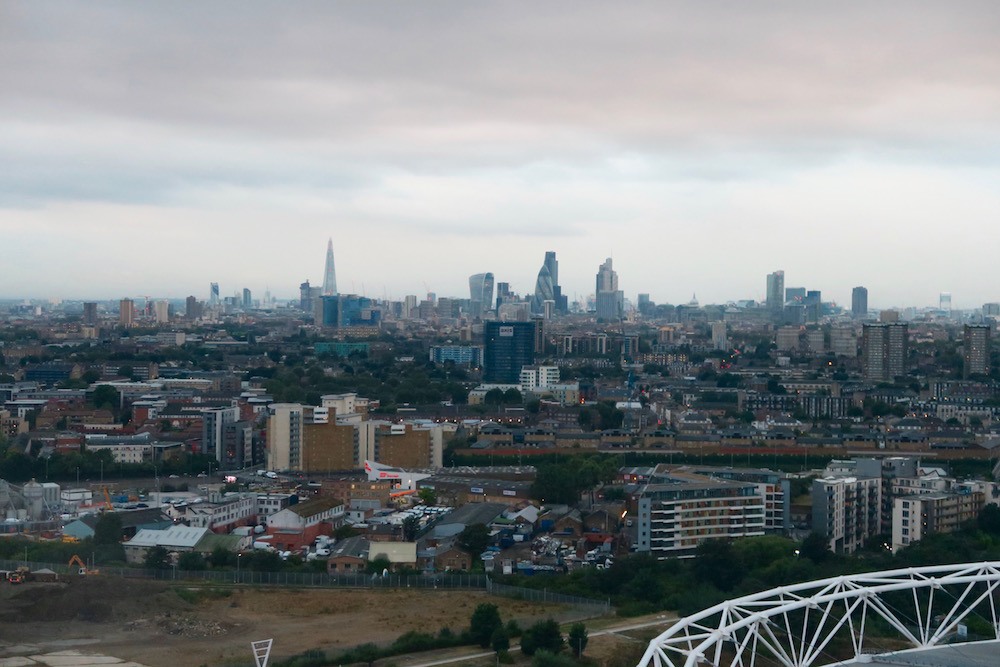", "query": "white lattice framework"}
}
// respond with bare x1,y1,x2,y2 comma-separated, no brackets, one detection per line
638,561,1000,667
